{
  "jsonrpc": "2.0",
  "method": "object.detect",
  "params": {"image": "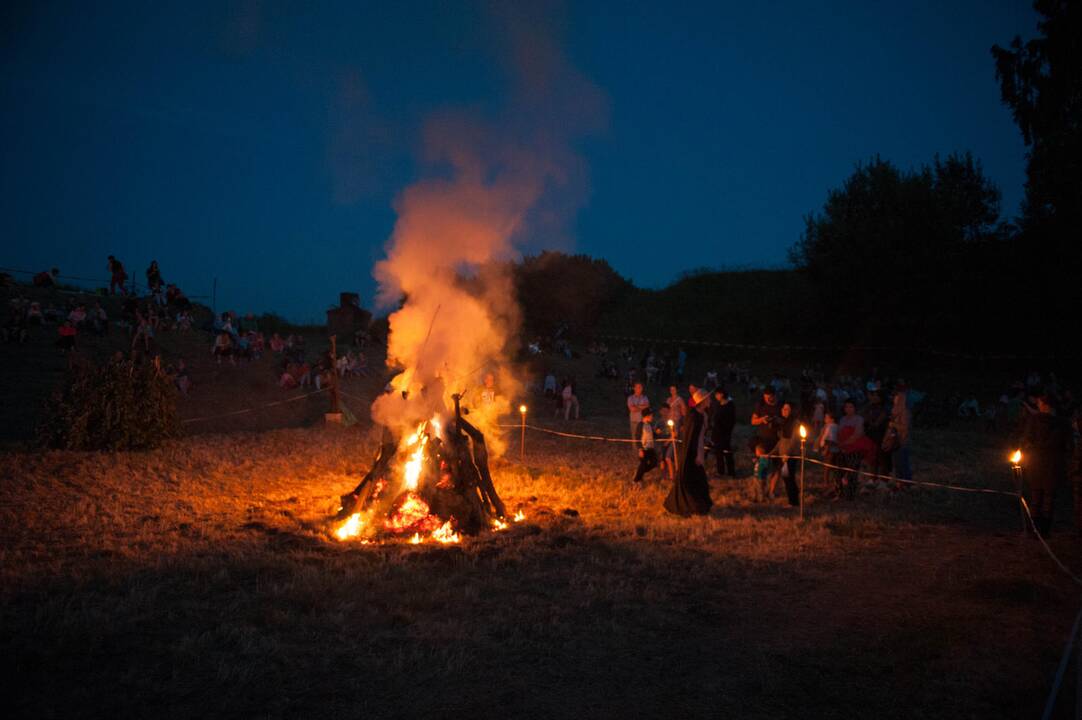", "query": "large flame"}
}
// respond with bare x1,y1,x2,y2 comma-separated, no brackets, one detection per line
335,513,365,541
